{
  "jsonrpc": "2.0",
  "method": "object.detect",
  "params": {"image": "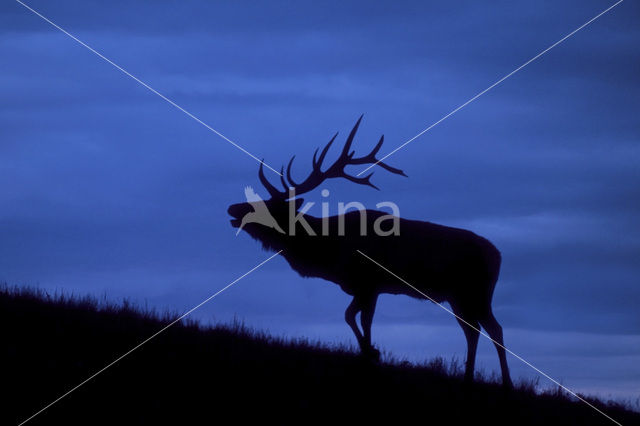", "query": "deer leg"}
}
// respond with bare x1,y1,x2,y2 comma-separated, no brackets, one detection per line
360,293,380,360
479,312,513,389
455,317,480,383
345,297,364,348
